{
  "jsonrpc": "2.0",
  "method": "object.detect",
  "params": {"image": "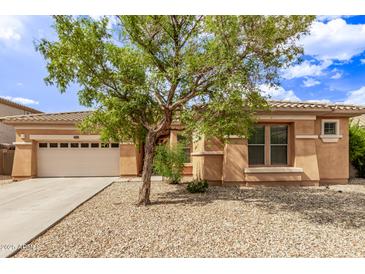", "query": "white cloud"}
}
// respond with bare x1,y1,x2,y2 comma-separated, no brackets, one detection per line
16,82,23,86
283,60,331,79
283,18,365,80
1,96,39,105
259,84,300,102
331,72,342,79
316,16,344,22
0,16,24,44
305,99,332,104
302,77,320,87
360,59,365,64
301,18,365,62
344,86,365,105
